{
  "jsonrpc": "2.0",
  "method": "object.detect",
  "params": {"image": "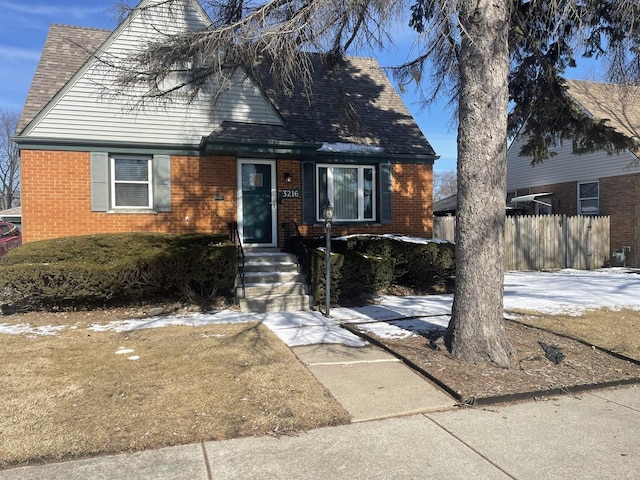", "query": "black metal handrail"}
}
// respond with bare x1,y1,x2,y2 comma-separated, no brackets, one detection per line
228,222,245,299
282,221,312,292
